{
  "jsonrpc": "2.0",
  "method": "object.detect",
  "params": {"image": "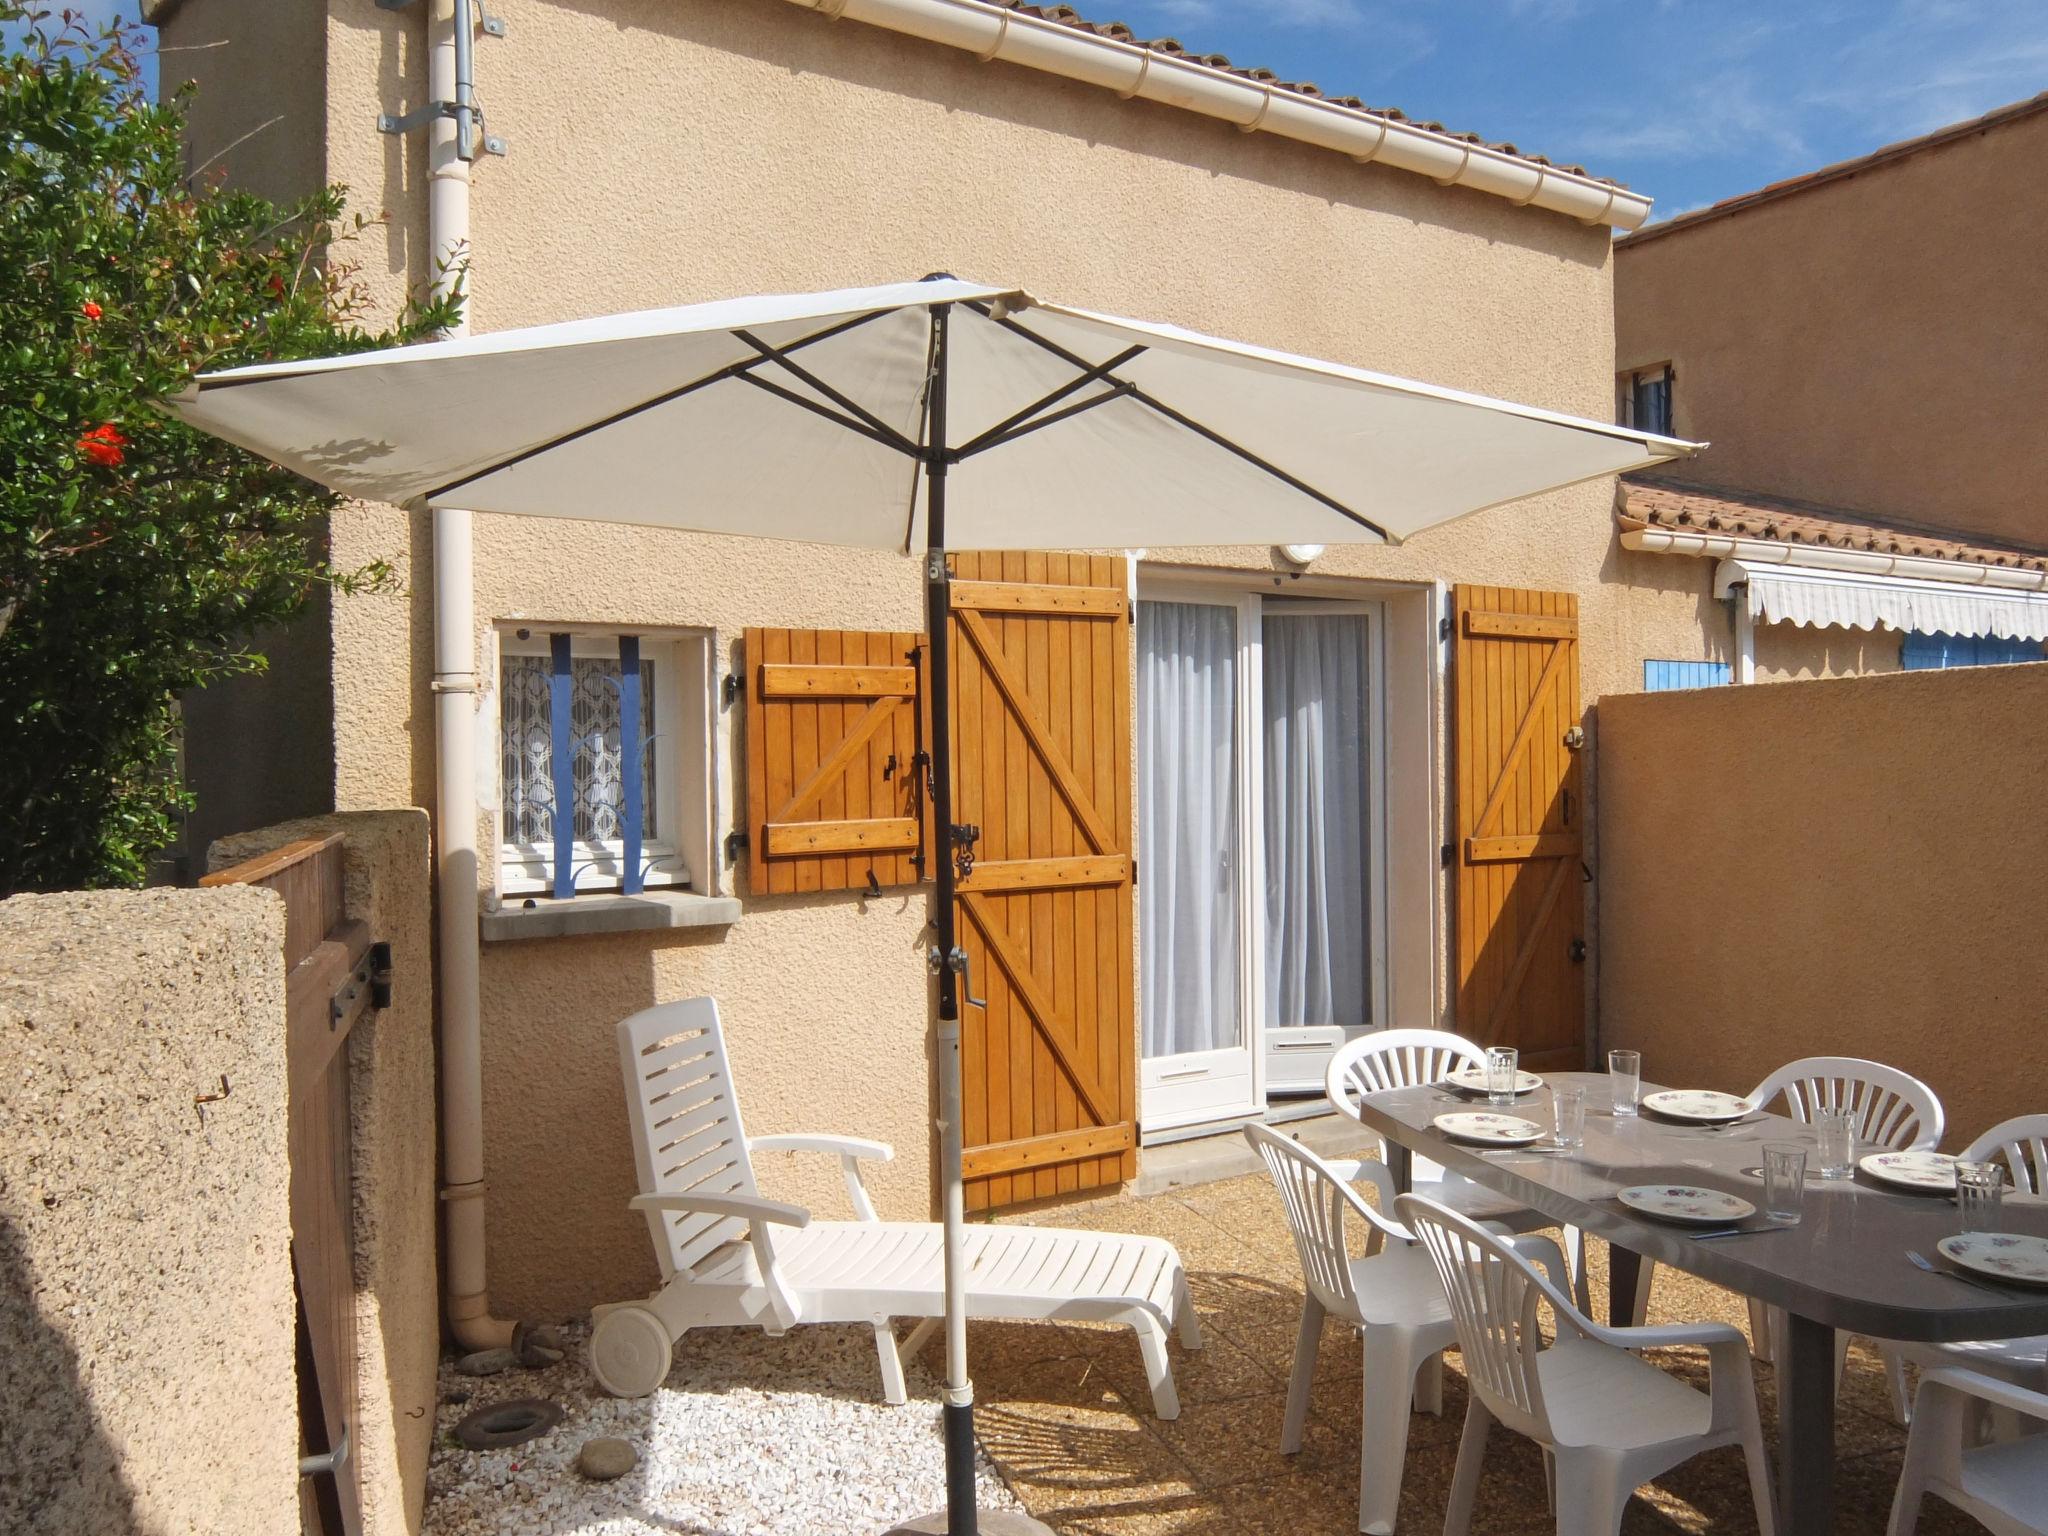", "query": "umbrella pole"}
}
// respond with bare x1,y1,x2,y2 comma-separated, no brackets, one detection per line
922,302,979,1536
